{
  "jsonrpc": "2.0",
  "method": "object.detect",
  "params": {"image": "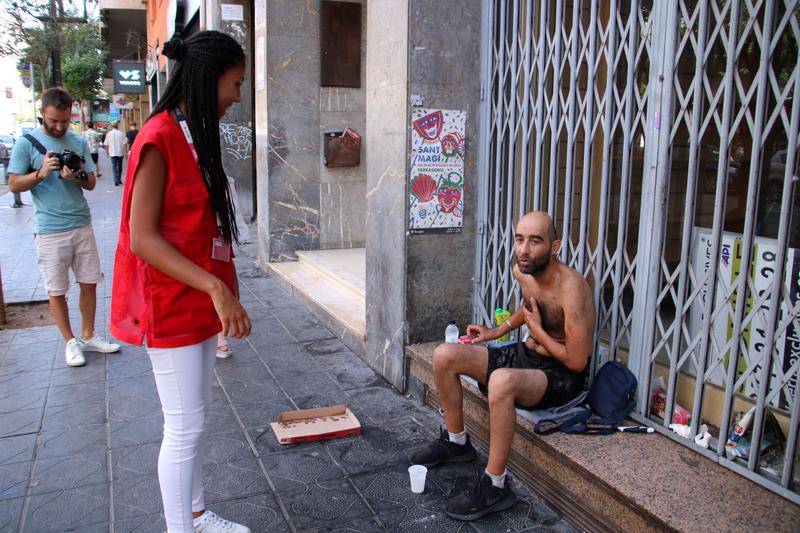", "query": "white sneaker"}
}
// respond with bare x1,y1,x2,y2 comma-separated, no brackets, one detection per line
193,510,250,533
216,344,232,359
79,335,121,353
65,338,86,367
